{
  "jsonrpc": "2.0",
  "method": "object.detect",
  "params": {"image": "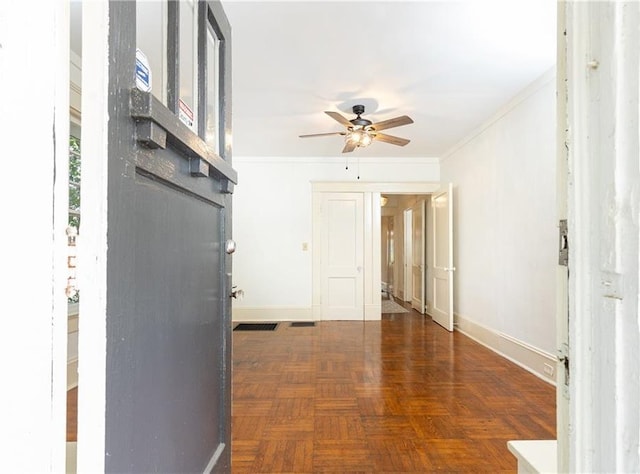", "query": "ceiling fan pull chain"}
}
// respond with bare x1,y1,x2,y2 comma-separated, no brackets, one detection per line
345,156,349,170
357,157,360,180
